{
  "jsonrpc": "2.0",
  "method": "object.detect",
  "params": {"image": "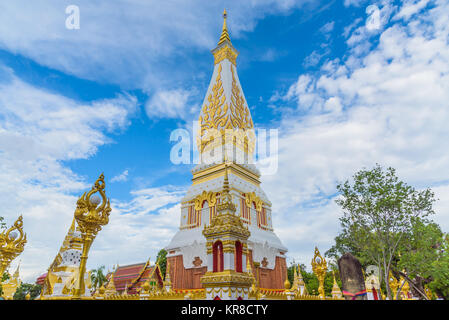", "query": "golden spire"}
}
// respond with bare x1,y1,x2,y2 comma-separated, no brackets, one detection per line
218,9,231,45
246,248,253,275
13,260,20,279
216,164,236,213
164,259,172,286
69,218,76,233
331,271,342,297
223,164,230,193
